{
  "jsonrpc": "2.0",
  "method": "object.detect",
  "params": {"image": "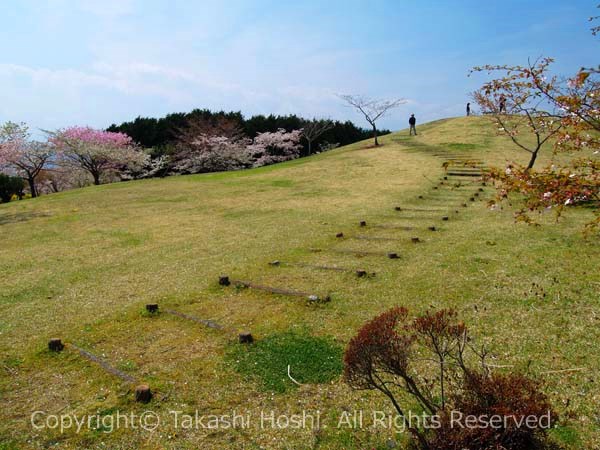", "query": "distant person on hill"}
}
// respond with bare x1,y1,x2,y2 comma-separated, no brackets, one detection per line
499,95,506,113
466,102,471,116
409,114,417,135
